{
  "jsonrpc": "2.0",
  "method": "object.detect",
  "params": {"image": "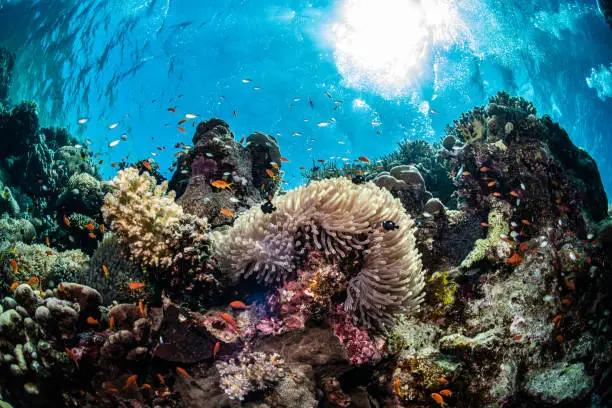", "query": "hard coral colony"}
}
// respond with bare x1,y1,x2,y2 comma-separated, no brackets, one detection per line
0,40,610,408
